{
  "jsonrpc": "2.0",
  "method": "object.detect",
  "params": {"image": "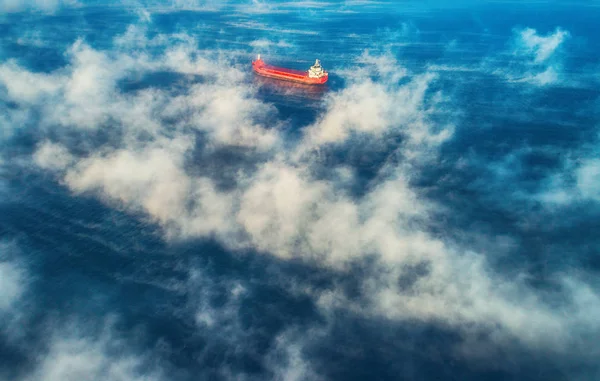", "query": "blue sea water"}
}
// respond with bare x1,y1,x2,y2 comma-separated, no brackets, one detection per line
1,1,600,381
